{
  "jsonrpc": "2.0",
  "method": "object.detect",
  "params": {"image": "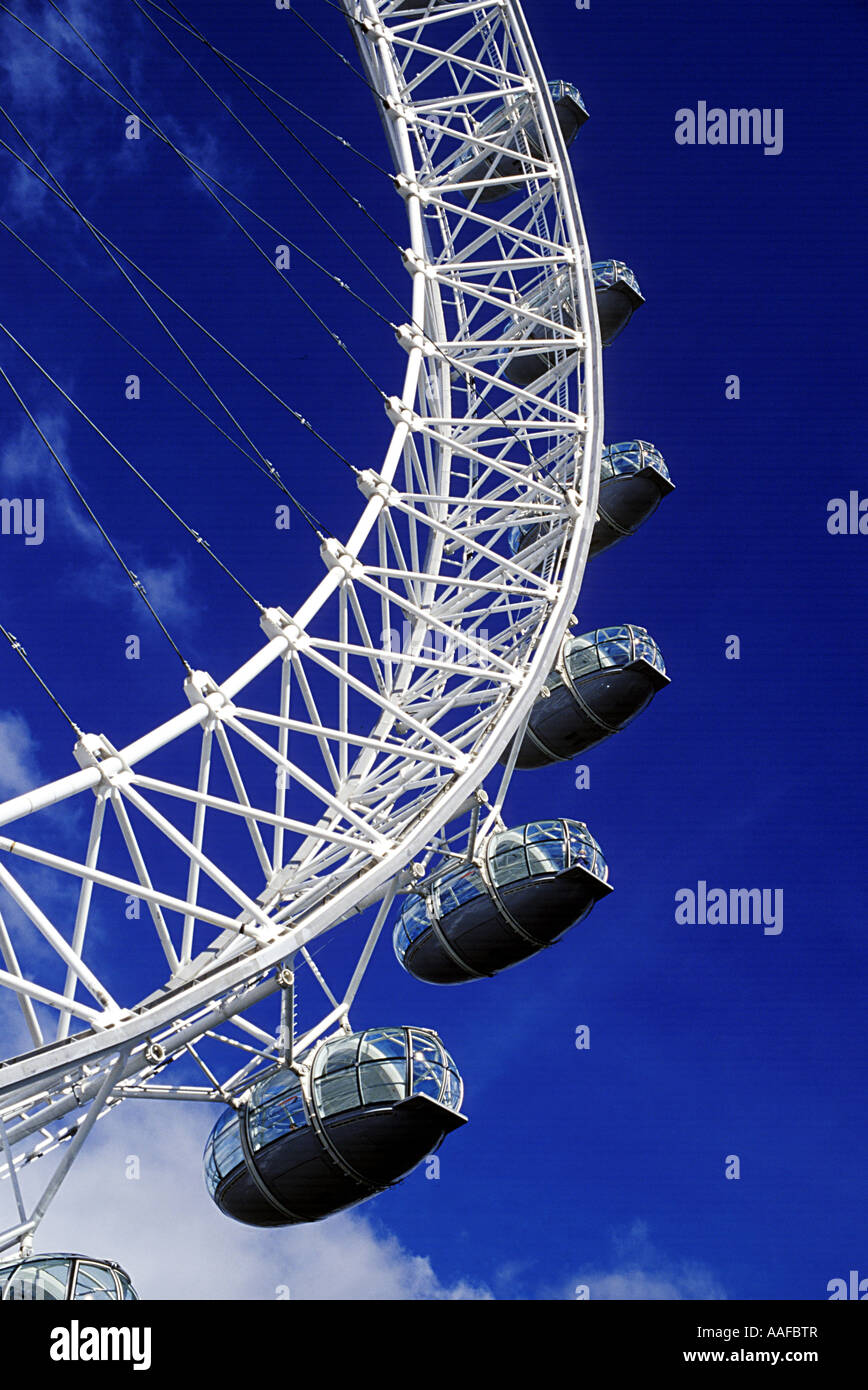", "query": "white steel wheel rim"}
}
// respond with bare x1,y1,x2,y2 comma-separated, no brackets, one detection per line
0,0,602,1213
